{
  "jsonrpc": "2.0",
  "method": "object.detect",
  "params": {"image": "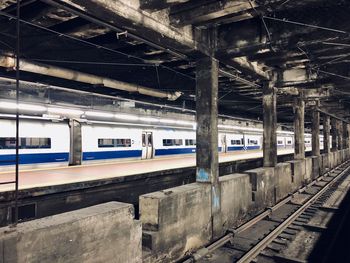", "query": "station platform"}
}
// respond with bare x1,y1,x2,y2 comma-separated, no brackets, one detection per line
0,149,296,193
